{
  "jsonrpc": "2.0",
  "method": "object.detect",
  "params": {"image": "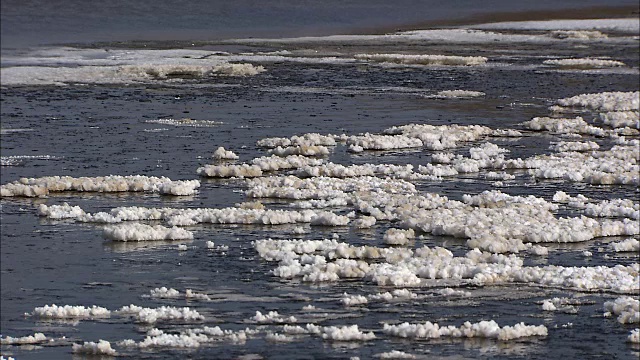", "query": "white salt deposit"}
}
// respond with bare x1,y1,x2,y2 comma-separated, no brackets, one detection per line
342,293,368,306
604,297,640,324
543,58,625,69
523,116,605,136
30,304,111,319
150,287,181,299
257,133,337,148
251,155,325,171
265,332,294,342
354,54,487,66
599,111,639,129
383,123,493,150
1,333,48,345
251,311,297,323
185,289,211,301
383,320,547,340
0,175,200,197
197,164,263,178
556,91,639,112
550,141,600,152
117,305,204,324
384,228,415,245
346,133,423,151
271,145,330,157
629,329,640,343
320,325,375,341
103,223,193,241
541,298,578,313
377,350,416,359
212,147,239,160
206,241,215,249
431,90,485,99
353,216,377,229
609,238,640,252
72,340,117,356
